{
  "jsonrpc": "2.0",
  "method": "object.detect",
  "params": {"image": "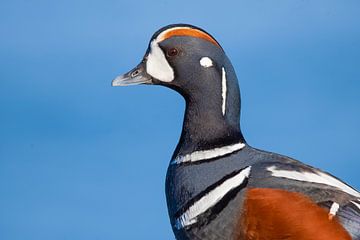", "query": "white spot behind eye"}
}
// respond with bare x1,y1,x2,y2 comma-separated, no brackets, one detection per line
200,57,213,68
146,40,174,82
